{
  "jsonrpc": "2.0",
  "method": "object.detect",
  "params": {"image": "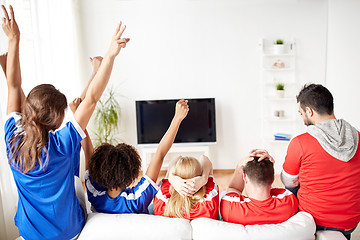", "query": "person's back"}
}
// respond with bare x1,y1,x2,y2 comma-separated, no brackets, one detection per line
283,125,360,229
6,107,85,239
85,142,158,214
221,154,298,225
2,5,129,238
85,100,190,214
153,156,219,220
281,83,360,238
